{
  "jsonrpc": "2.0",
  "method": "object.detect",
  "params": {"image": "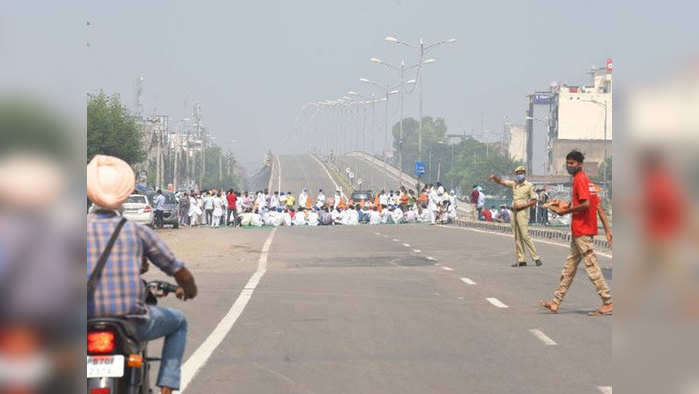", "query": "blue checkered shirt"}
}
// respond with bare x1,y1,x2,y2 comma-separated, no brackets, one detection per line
87,212,184,319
